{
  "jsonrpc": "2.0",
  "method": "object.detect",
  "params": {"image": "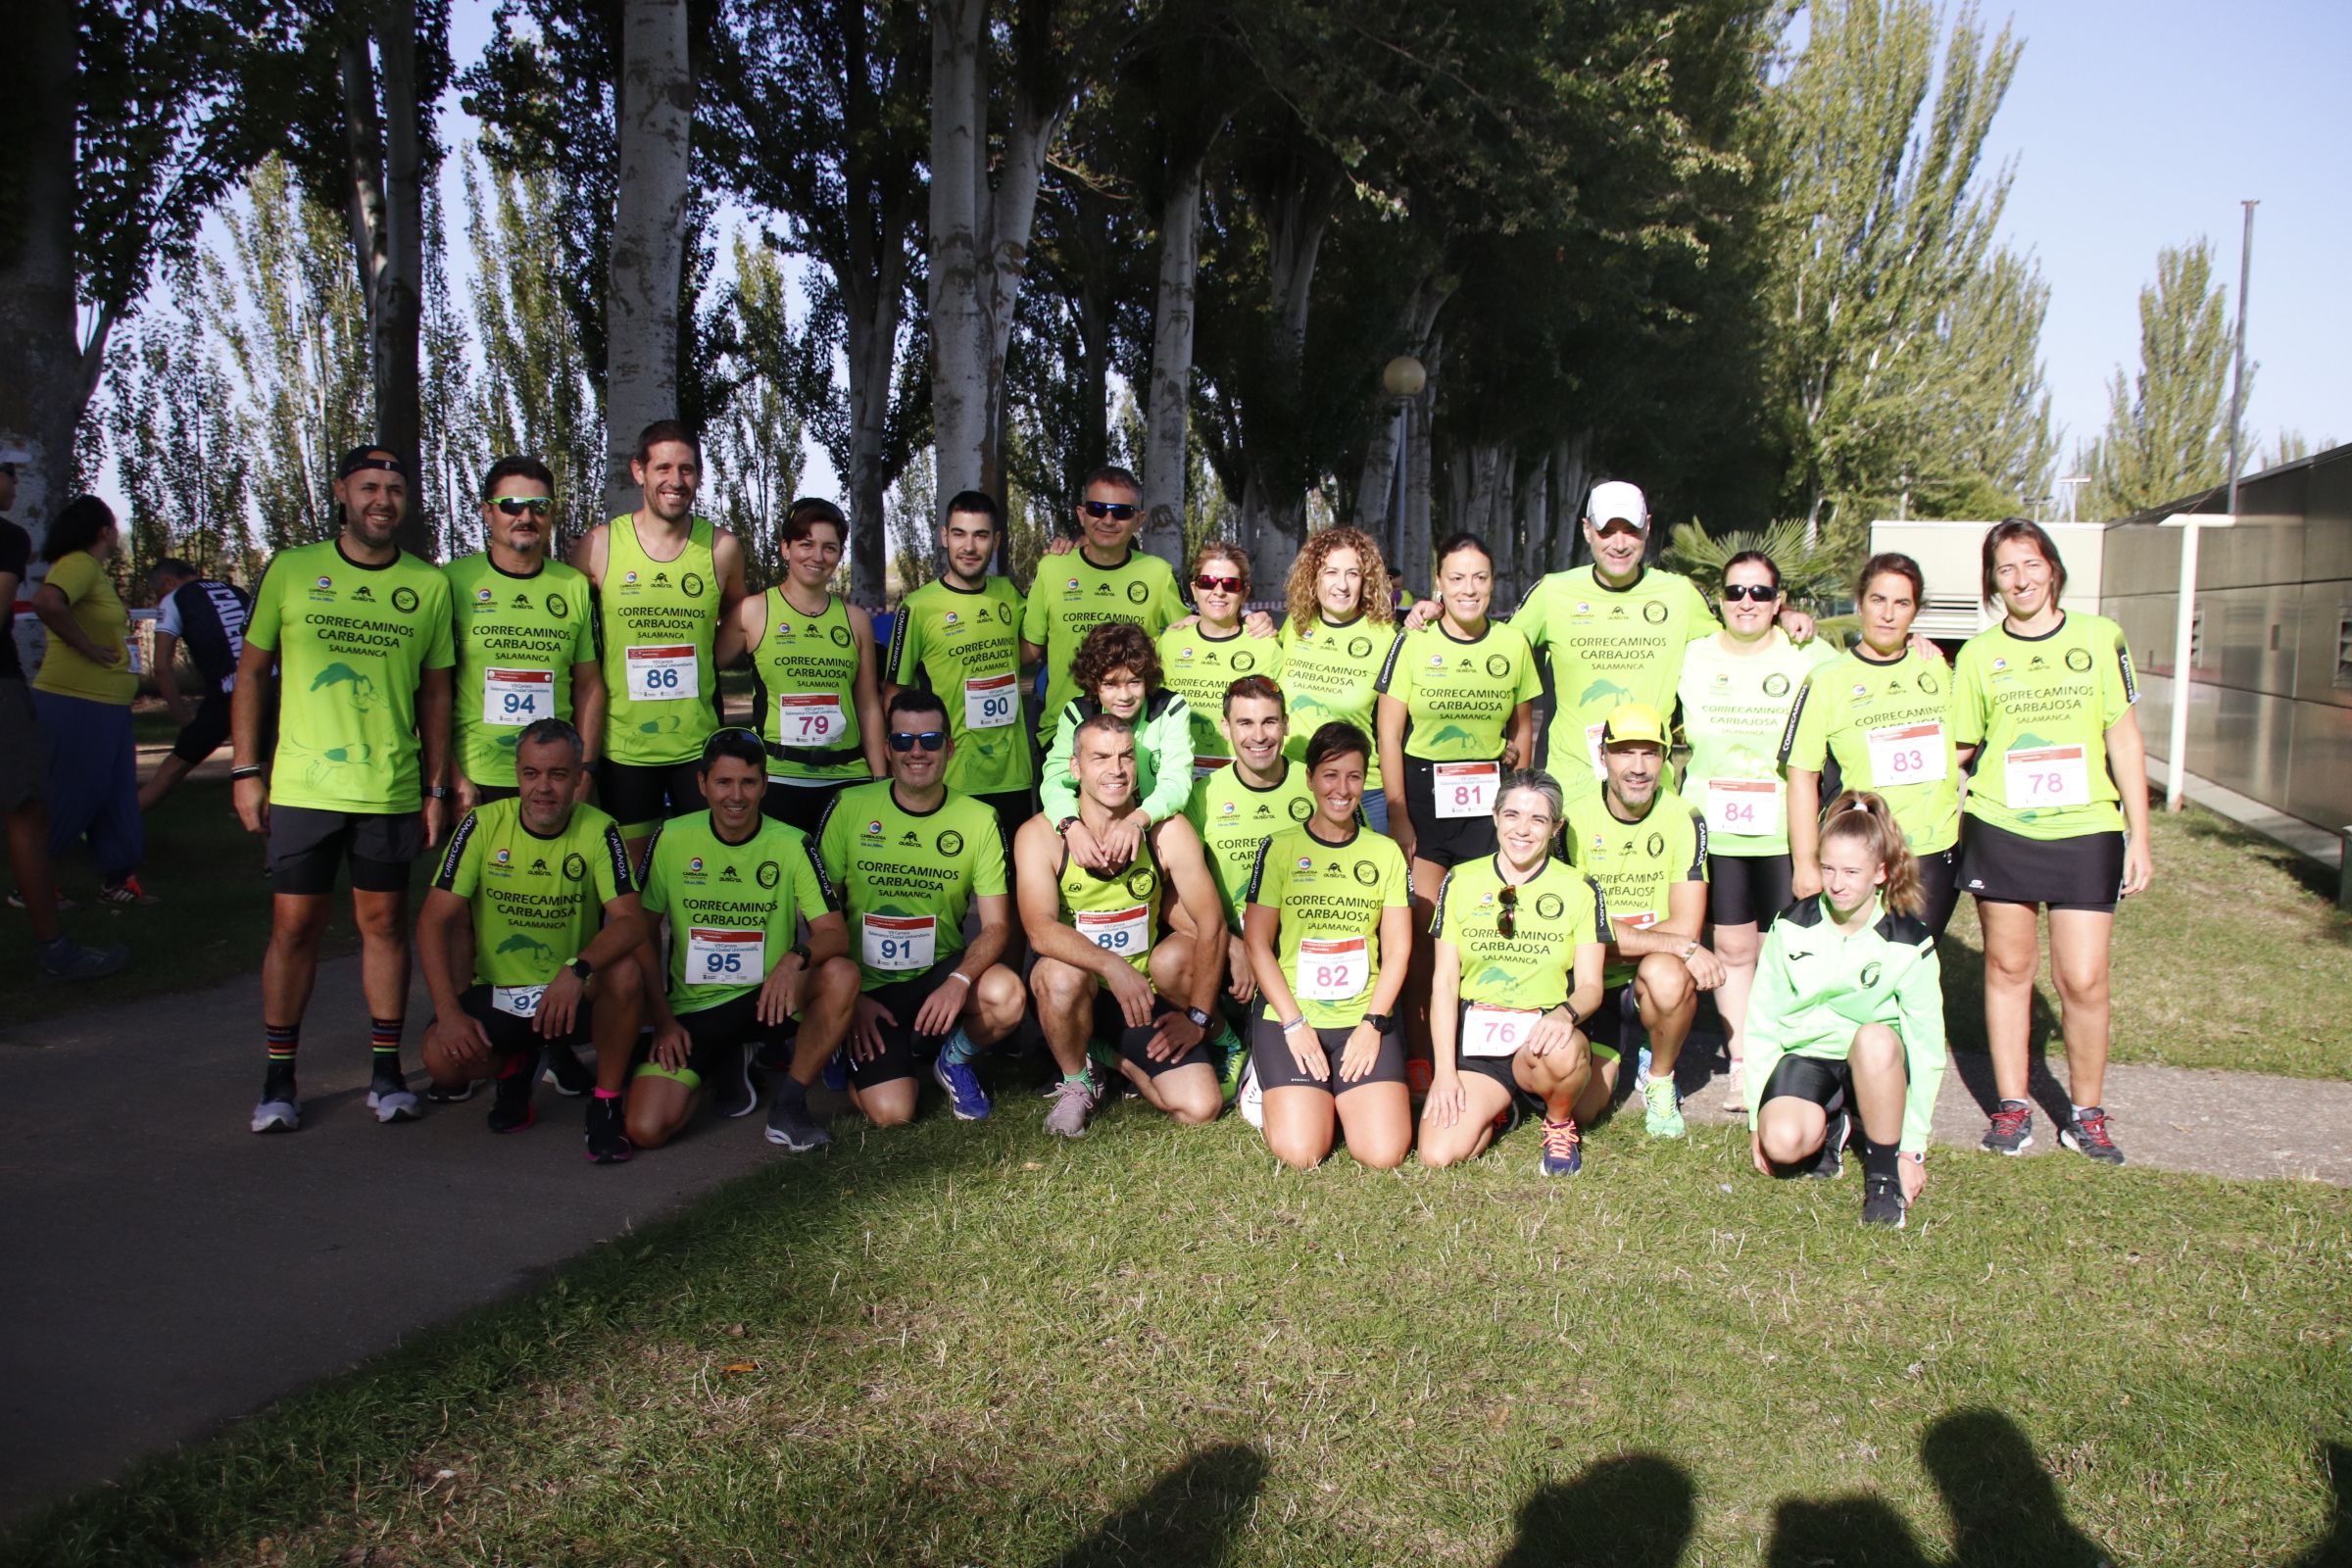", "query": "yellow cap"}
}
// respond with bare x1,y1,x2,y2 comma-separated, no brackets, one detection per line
1600,703,1668,748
